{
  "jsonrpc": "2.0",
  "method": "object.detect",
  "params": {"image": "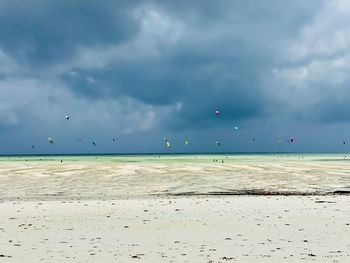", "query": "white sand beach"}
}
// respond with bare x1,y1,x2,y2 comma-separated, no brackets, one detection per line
0,196,349,262
0,154,350,262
